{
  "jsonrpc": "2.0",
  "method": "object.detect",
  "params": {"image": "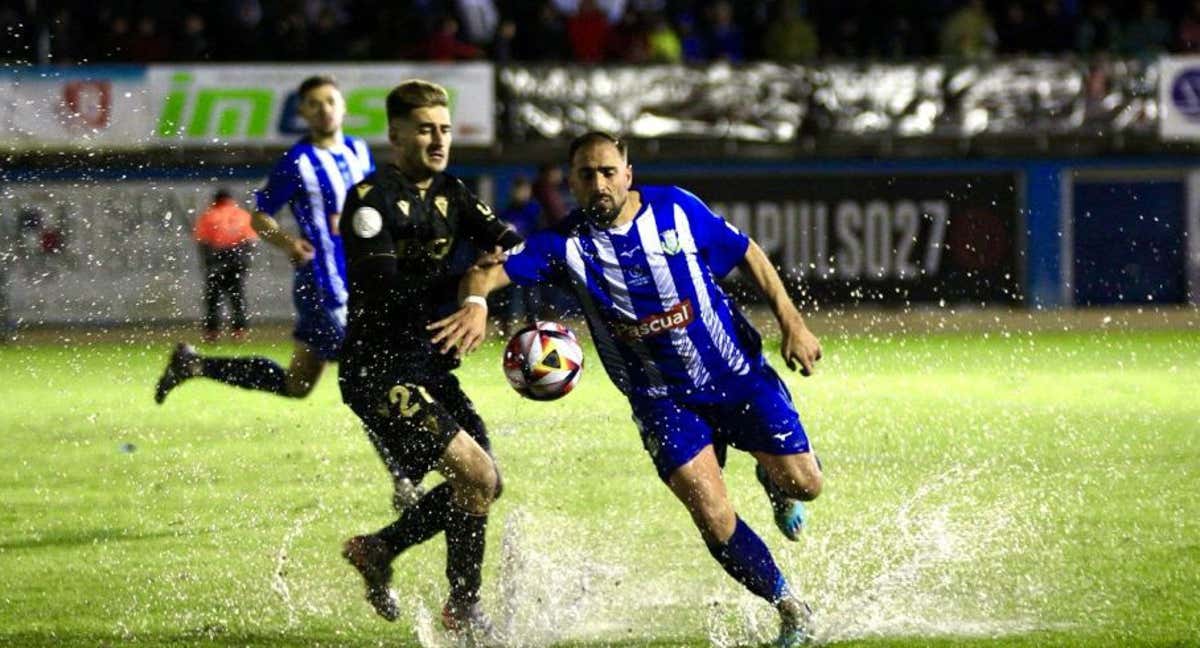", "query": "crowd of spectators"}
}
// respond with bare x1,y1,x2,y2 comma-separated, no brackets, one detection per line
4,0,1200,65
